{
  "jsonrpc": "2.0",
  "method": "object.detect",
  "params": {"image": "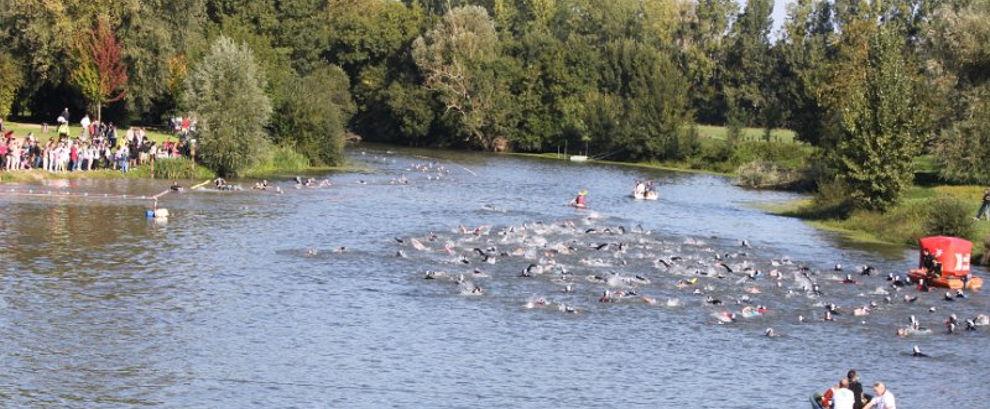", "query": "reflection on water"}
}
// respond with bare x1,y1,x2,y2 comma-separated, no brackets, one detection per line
0,146,986,408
